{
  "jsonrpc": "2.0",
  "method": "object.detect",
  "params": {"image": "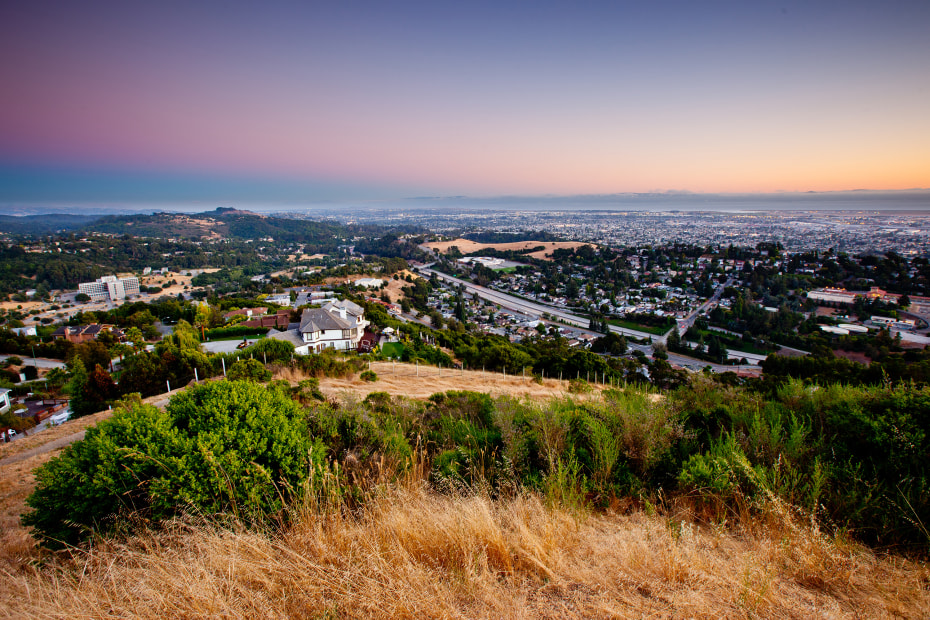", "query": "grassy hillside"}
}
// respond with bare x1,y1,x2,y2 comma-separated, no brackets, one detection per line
0,375,927,617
